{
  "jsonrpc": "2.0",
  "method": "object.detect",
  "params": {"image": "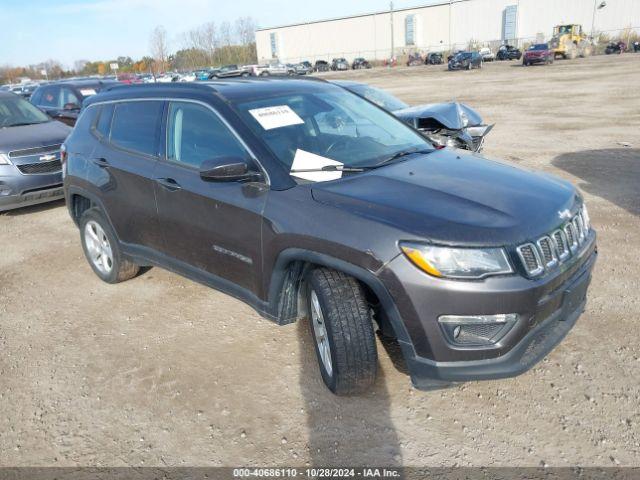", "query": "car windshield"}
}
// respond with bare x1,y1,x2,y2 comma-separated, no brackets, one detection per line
455,52,472,59
346,84,409,112
529,44,549,50
232,88,433,174
0,94,49,127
